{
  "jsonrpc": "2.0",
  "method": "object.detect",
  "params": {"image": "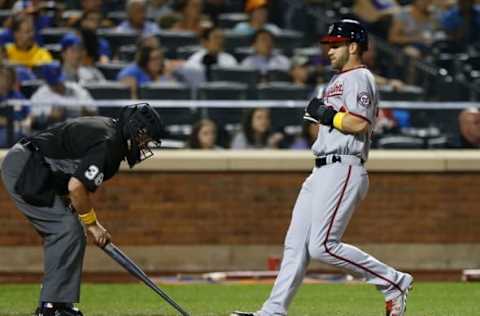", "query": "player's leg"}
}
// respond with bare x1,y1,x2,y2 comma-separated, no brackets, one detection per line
307,164,412,301
1,145,86,314
232,174,315,316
